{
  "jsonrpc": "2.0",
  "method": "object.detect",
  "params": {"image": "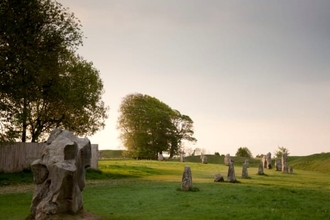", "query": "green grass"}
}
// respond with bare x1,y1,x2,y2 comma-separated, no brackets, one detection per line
82,161,330,220
0,169,33,186
1,155,330,219
183,155,261,167
288,152,330,173
100,150,124,159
